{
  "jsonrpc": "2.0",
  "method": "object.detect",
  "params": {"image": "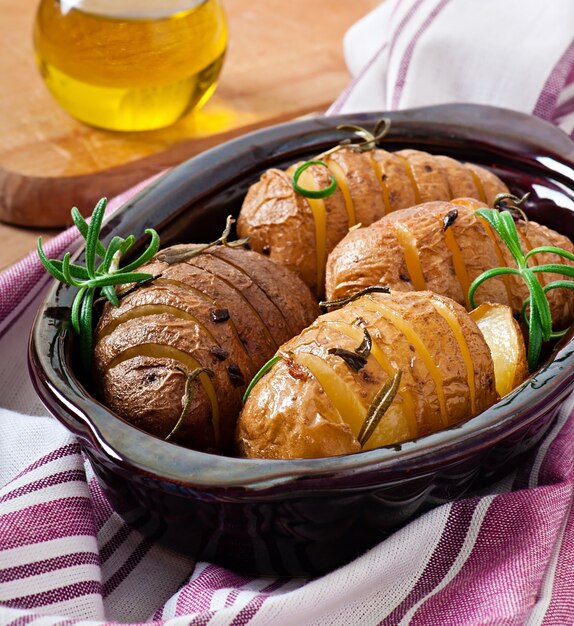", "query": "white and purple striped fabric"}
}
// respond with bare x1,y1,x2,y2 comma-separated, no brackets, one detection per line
2,1,574,623
329,0,574,138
